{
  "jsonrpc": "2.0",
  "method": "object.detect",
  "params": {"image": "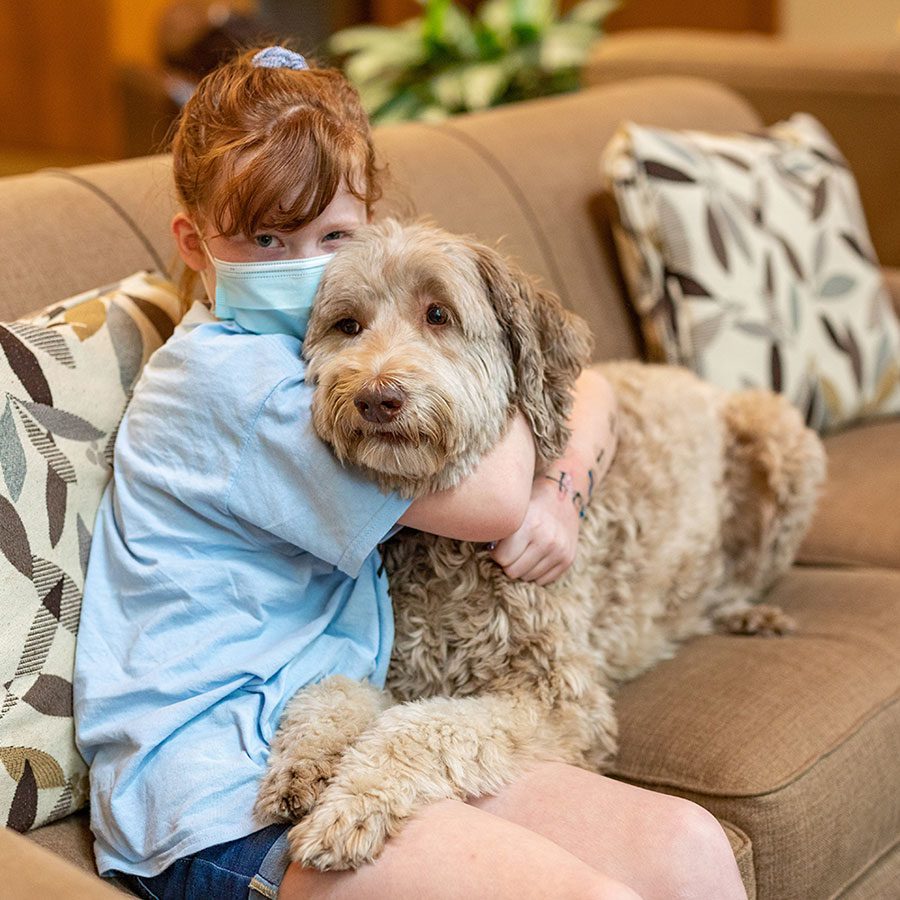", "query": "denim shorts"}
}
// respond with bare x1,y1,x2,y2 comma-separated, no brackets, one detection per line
110,823,292,900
